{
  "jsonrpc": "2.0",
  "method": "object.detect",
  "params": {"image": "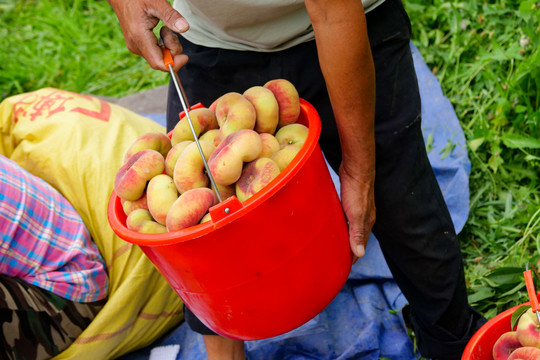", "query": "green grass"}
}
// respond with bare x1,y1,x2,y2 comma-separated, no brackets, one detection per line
0,0,166,99
406,0,540,319
1,0,539,326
